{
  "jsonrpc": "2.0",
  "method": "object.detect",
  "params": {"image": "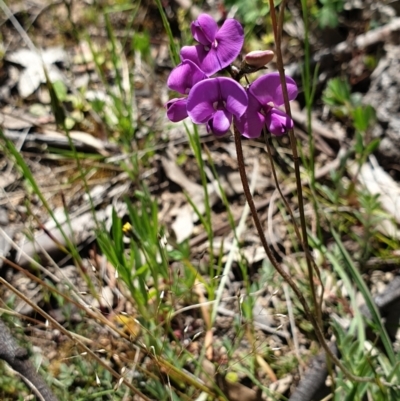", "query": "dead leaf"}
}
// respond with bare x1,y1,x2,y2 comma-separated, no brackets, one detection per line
0,171,18,189
161,152,203,196
216,374,262,401
6,47,67,98
256,354,277,382
0,109,35,130
161,152,210,242
171,205,194,244
267,375,293,400
69,130,115,156
349,155,400,239
200,359,262,401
